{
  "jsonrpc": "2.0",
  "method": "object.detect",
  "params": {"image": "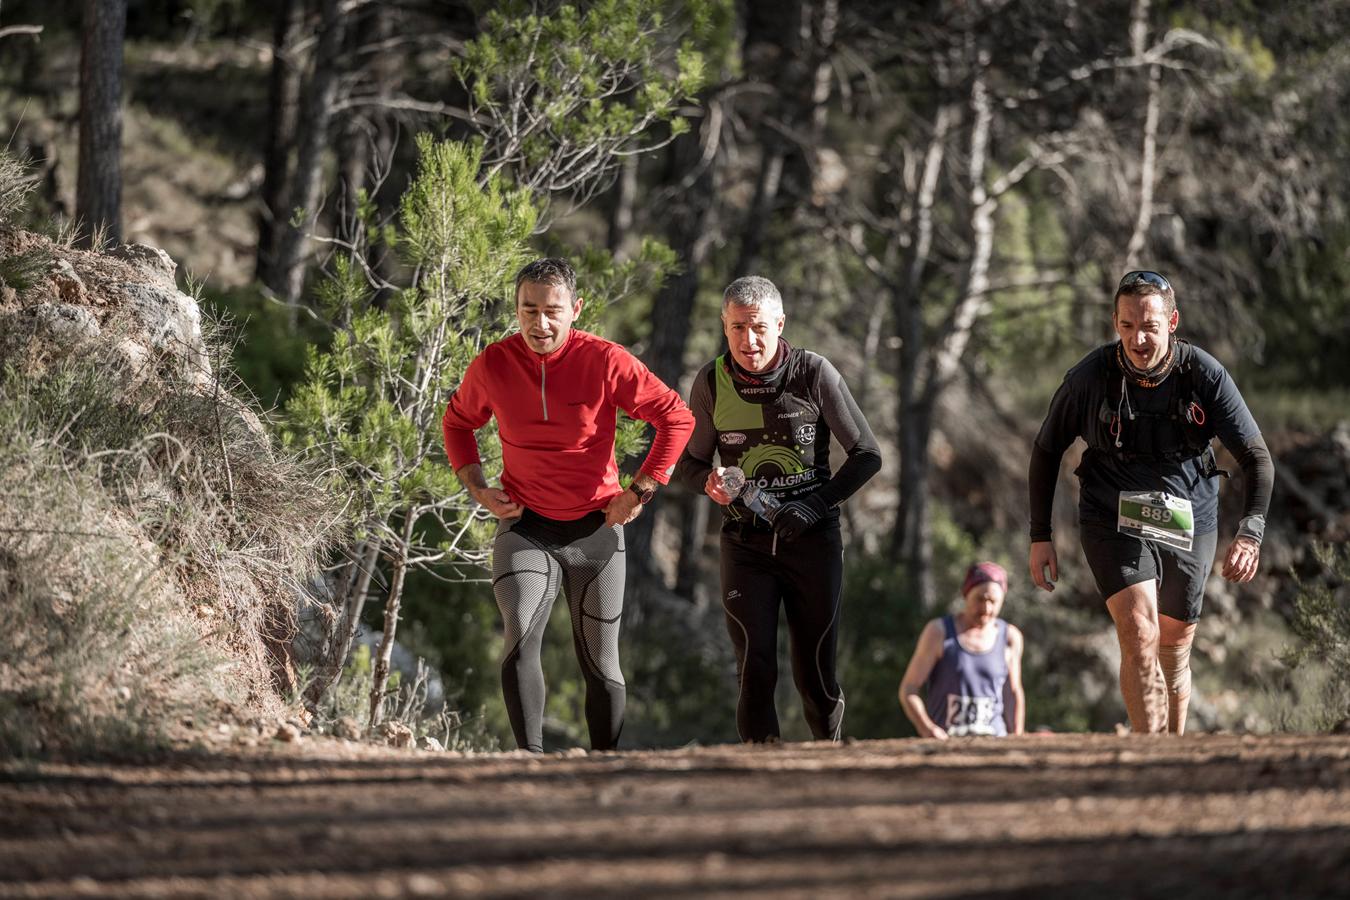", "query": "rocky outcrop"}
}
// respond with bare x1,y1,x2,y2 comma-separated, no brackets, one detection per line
0,228,213,391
